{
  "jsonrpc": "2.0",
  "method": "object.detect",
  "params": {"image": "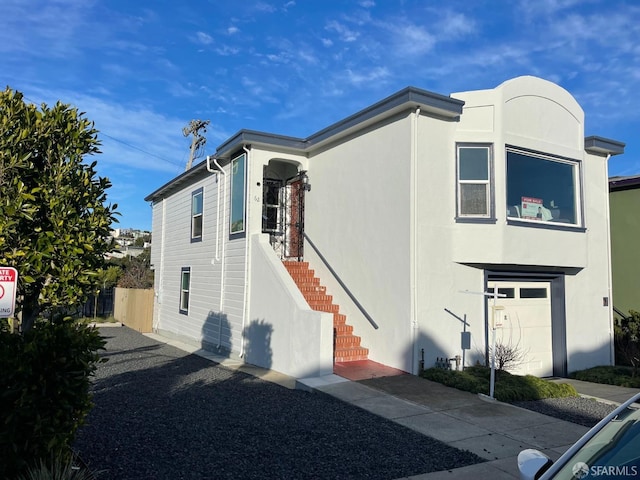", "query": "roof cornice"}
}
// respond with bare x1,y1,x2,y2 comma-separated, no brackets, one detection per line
585,136,625,156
